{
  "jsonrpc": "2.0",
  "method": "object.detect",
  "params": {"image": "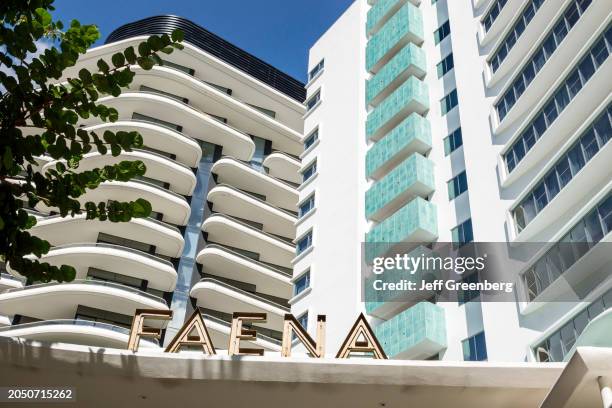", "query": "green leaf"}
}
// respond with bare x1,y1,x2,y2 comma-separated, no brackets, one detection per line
136,56,154,70
138,42,151,57
132,198,152,218
124,46,137,64
111,53,125,68
35,8,52,25
3,148,13,170
97,59,109,72
171,29,184,42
